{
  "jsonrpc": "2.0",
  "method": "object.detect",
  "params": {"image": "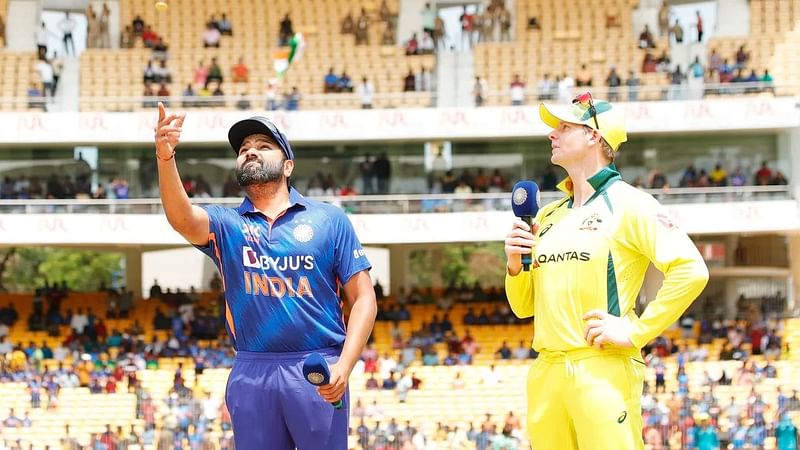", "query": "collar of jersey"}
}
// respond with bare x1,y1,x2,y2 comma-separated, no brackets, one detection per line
556,164,621,206
235,187,308,215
